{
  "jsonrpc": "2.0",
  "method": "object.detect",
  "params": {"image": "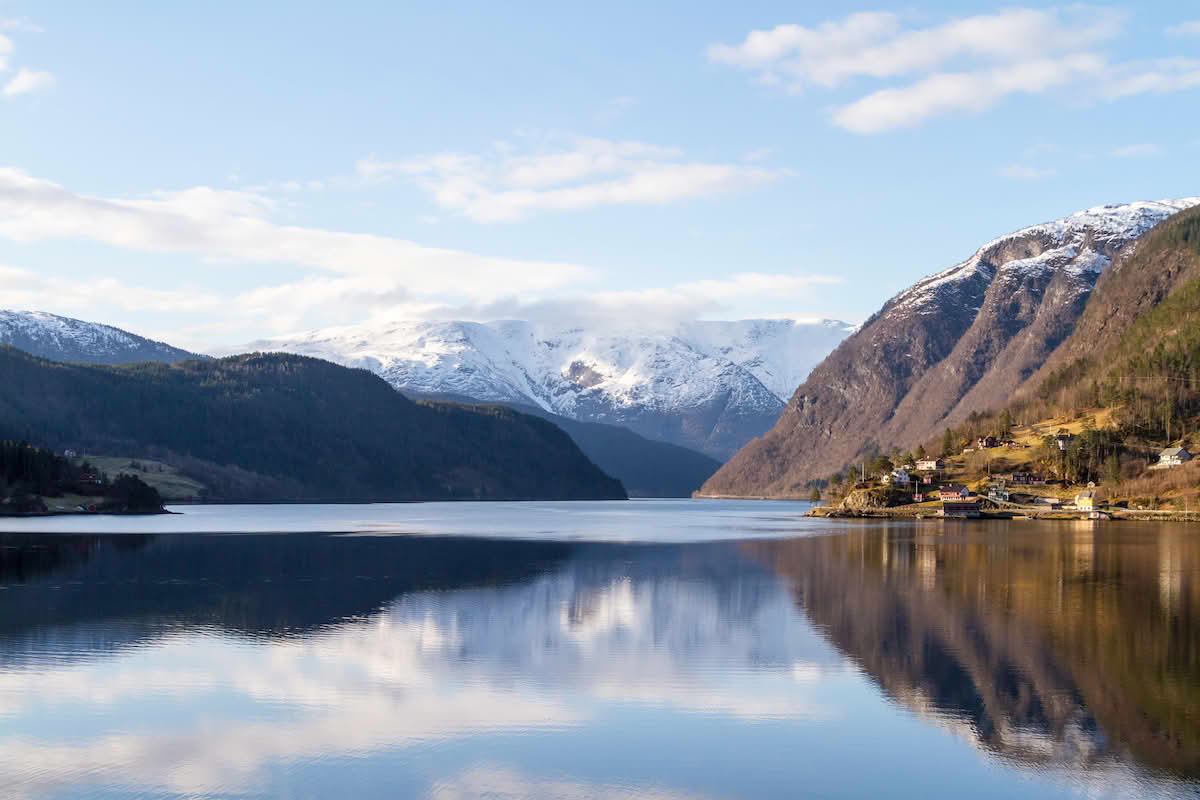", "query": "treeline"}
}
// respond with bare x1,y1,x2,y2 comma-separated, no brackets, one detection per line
0,347,626,502
0,440,163,513
1,440,87,498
